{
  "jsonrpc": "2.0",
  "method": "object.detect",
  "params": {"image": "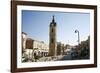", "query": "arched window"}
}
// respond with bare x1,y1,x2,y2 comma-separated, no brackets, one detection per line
52,28,53,32
51,38,53,43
